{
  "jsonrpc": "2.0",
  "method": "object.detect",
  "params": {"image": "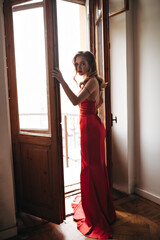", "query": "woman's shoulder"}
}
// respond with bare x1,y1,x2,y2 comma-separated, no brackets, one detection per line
86,76,99,86
85,76,99,95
